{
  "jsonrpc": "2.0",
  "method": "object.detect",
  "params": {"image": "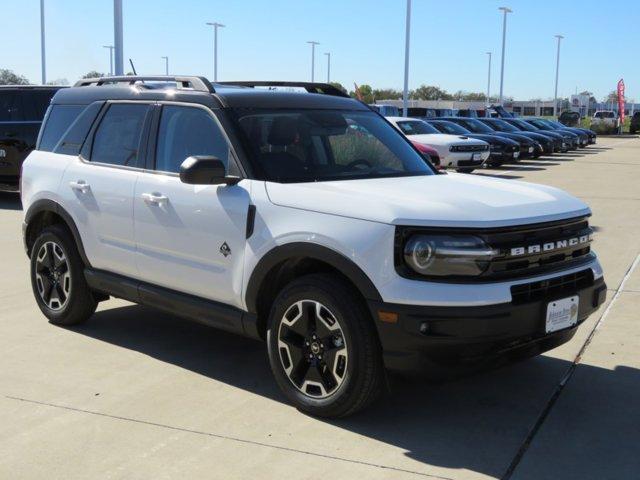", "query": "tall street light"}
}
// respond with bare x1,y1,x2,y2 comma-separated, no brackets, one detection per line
402,0,412,116
307,41,319,82
40,0,46,84
324,52,331,83
113,0,124,75
553,35,564,118
161,56,169,75
103,45,114,75
206,22,225,82
498,6,512,105
486,52,492,116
